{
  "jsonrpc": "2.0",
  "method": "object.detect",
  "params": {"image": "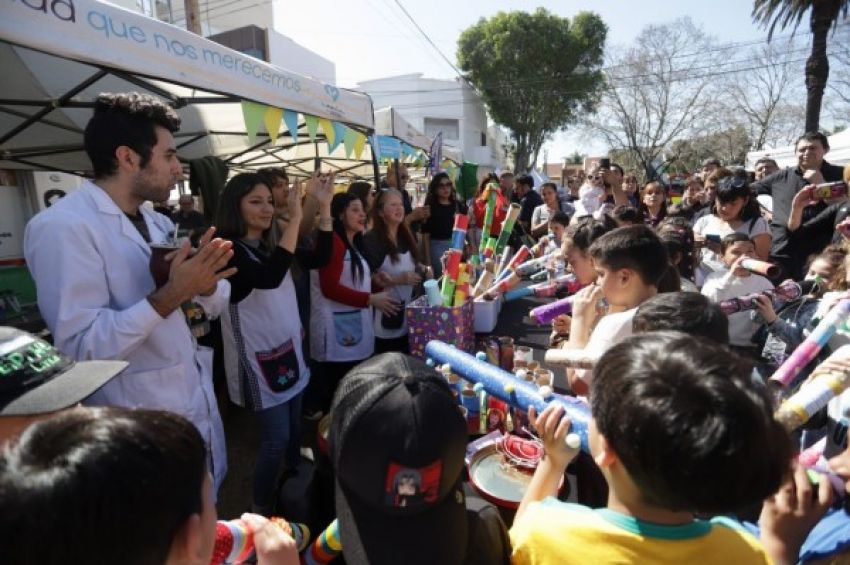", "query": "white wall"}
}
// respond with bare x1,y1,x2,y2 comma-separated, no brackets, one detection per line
267,30,336,84
357,74,504,168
